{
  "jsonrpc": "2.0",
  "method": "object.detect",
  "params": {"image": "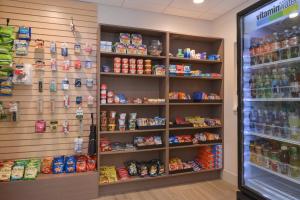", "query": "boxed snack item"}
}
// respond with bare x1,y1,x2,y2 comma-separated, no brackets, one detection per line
114,42,126,54
127,44,137,55
120,33,130,45
137,44,147,55
131,34,142,46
